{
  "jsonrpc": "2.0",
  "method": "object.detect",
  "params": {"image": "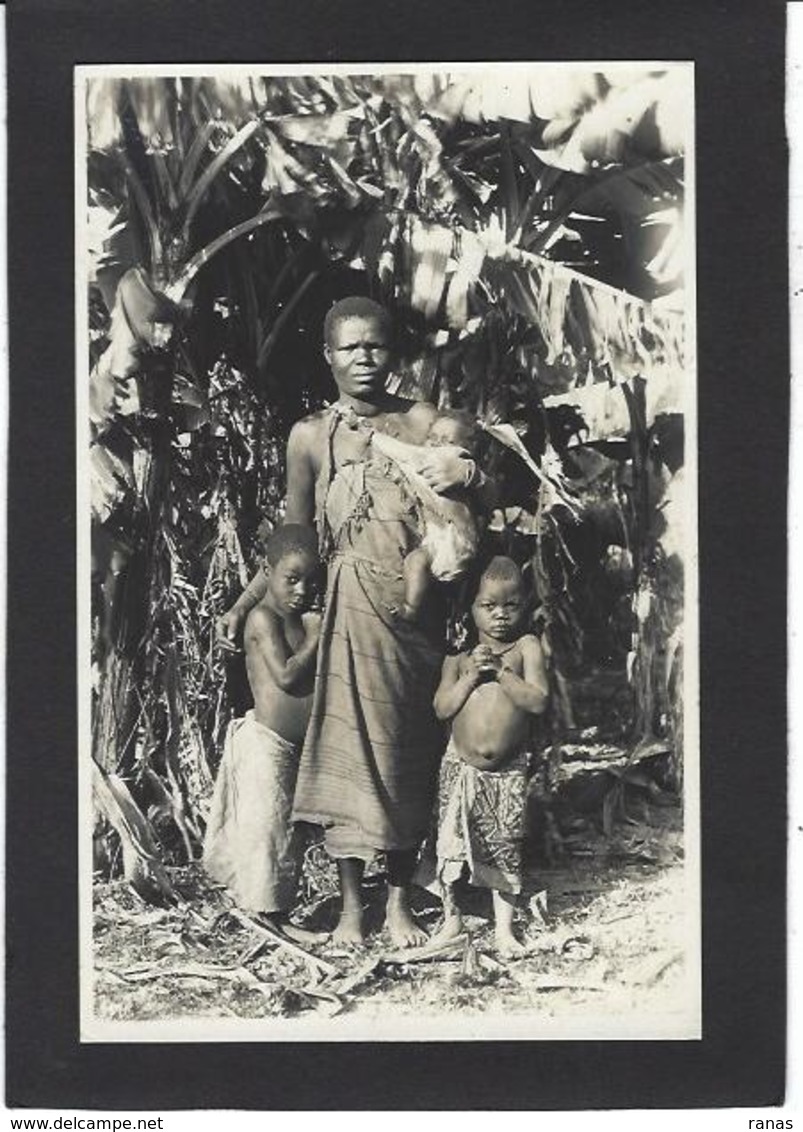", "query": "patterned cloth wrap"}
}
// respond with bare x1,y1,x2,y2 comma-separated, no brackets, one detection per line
434,735,529,895
203,712,304,914
292,408,445,859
